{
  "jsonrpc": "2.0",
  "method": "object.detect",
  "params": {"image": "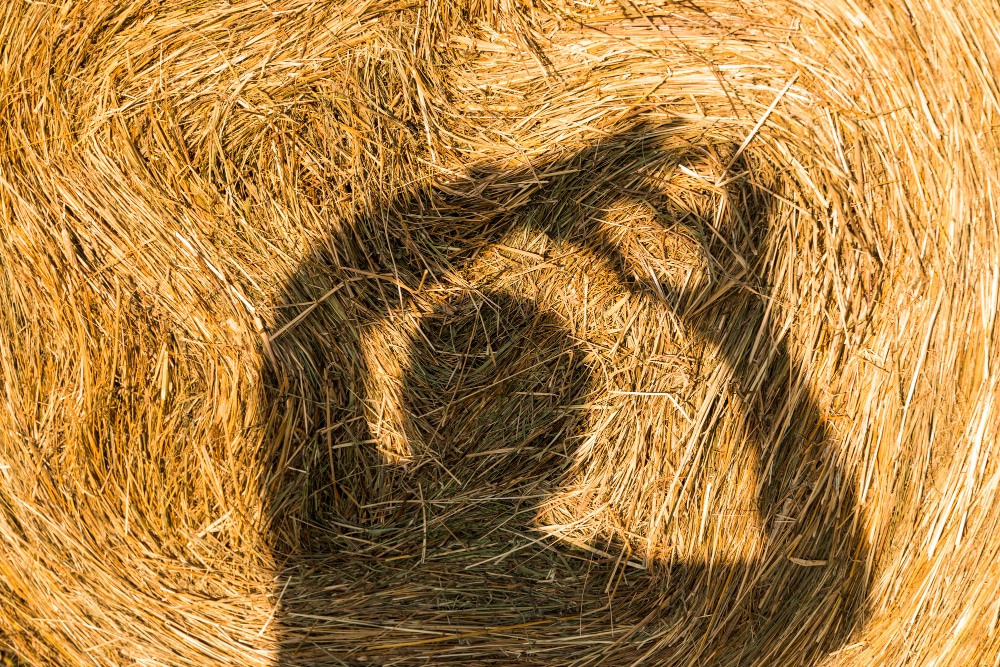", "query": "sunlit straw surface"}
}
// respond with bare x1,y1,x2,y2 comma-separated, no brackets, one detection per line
1,1,998,666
